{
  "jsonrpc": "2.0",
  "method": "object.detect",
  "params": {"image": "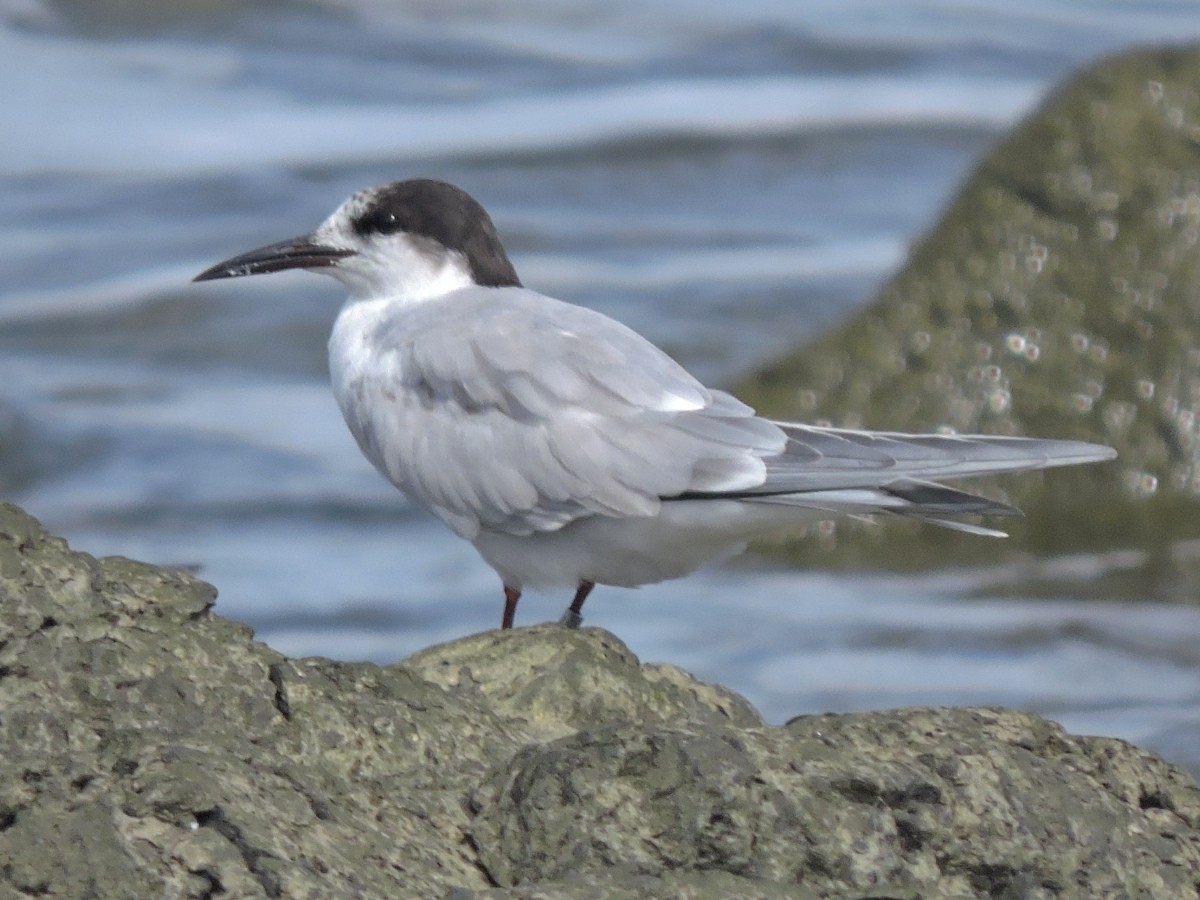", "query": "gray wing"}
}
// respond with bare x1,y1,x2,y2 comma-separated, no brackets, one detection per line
757,424,1117,491
345,287,786,538
344,286,1115,539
